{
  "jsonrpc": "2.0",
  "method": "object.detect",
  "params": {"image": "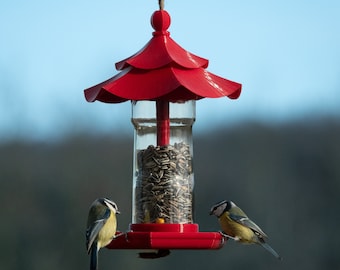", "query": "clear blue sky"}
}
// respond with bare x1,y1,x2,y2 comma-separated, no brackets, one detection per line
1,0,339,141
